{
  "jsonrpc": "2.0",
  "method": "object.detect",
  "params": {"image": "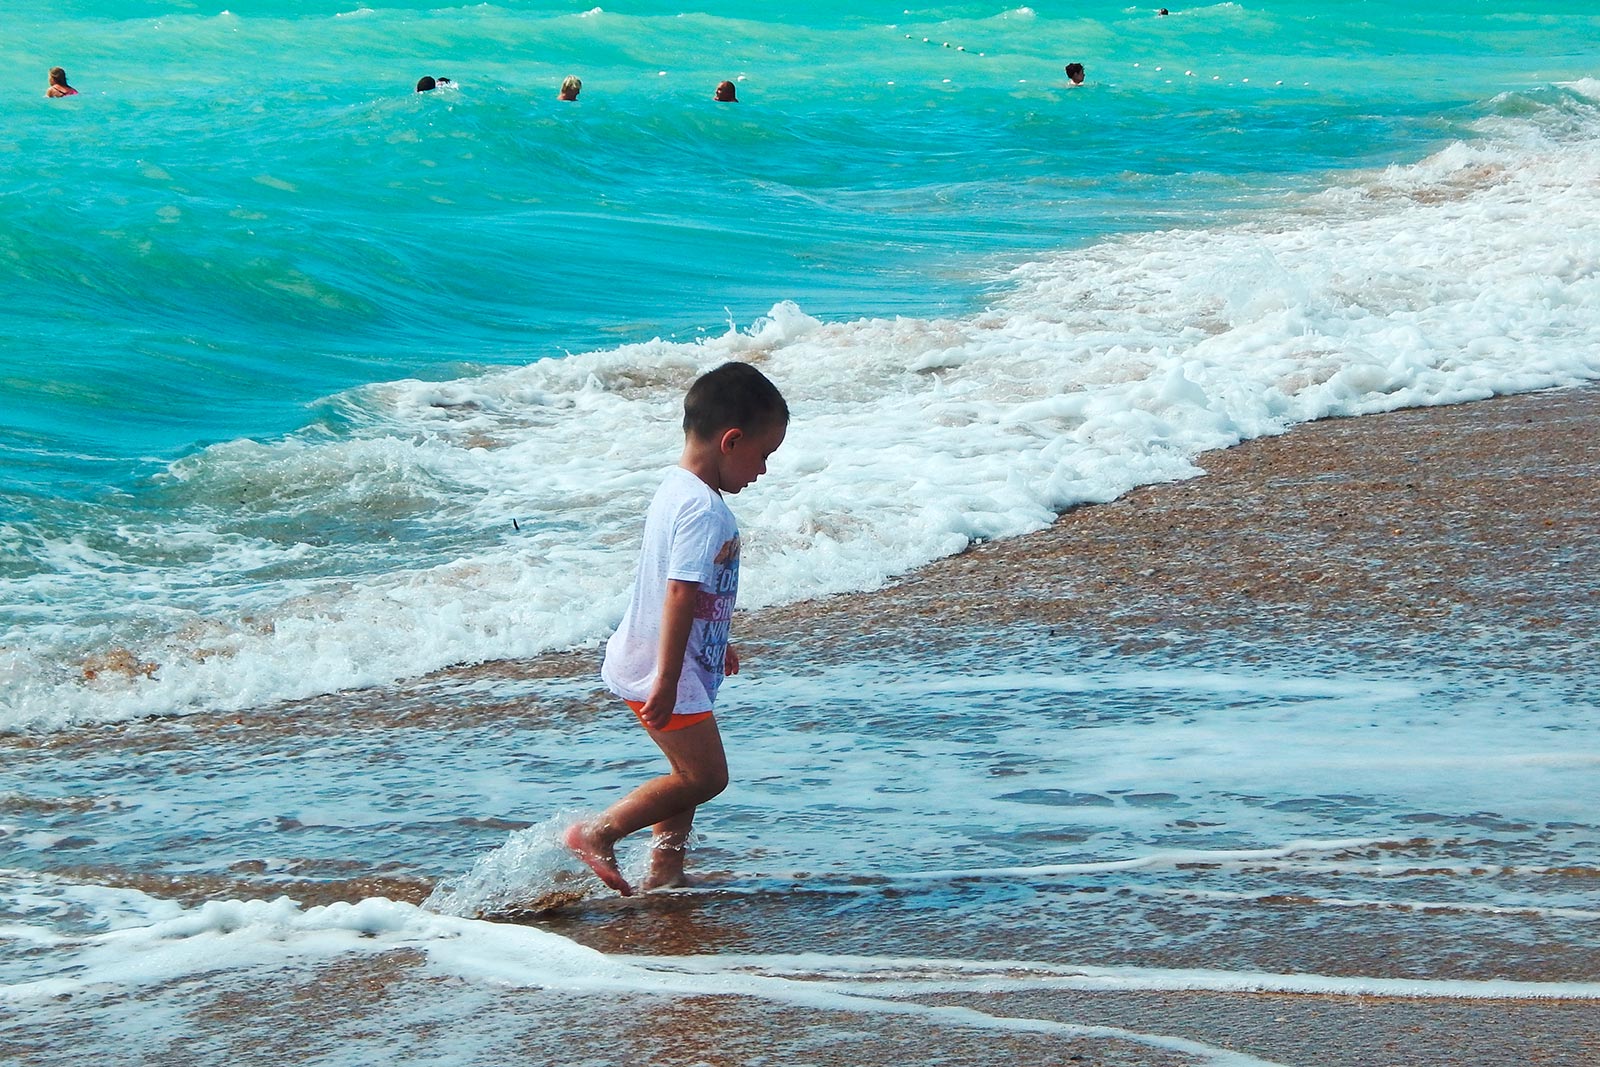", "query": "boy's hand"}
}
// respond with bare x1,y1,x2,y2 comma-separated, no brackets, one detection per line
724,644,740,677
643,579,697,731
639,688,677,730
